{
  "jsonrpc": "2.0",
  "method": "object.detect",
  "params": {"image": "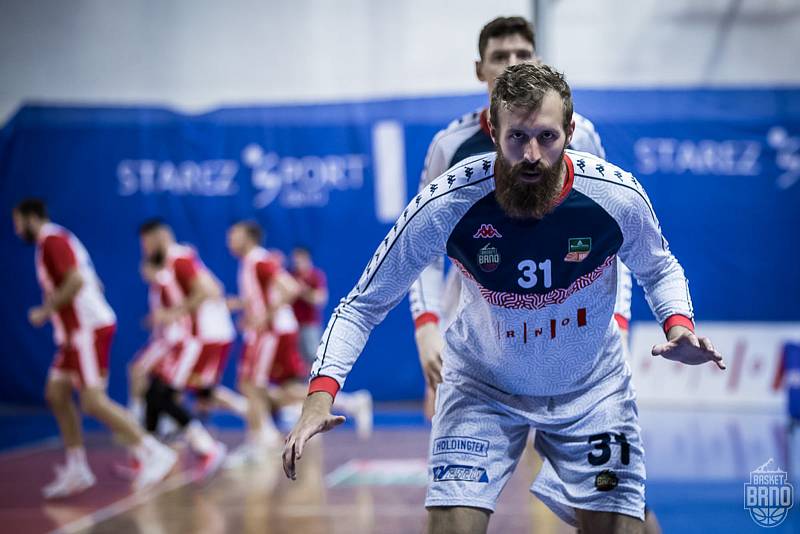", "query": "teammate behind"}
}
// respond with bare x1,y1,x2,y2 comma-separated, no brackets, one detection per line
283,64,724,534
138,220,232,477
290,246,329,367
12,199,177,498
408,16,632,413
226,222,373,459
